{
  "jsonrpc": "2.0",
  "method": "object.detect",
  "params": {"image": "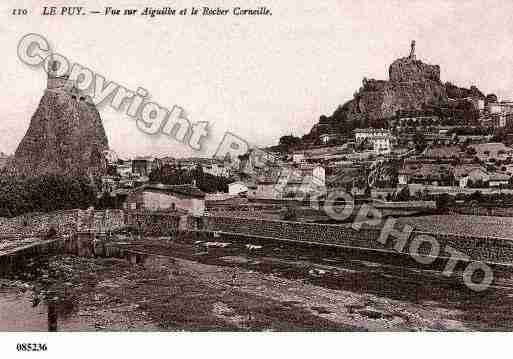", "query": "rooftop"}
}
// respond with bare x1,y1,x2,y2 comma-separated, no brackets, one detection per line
422,145,463,158
452,165,487,179
133,156,156,161
488,172,510,181
134,183,206,198
353,128,390,133
470,142,513,155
